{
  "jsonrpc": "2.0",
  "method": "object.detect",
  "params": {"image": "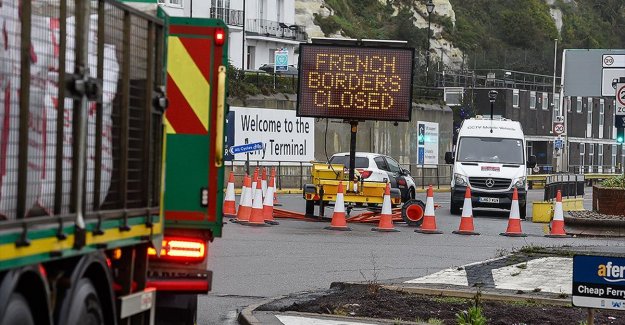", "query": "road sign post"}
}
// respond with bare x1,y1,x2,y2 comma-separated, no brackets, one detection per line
274,49,288,89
